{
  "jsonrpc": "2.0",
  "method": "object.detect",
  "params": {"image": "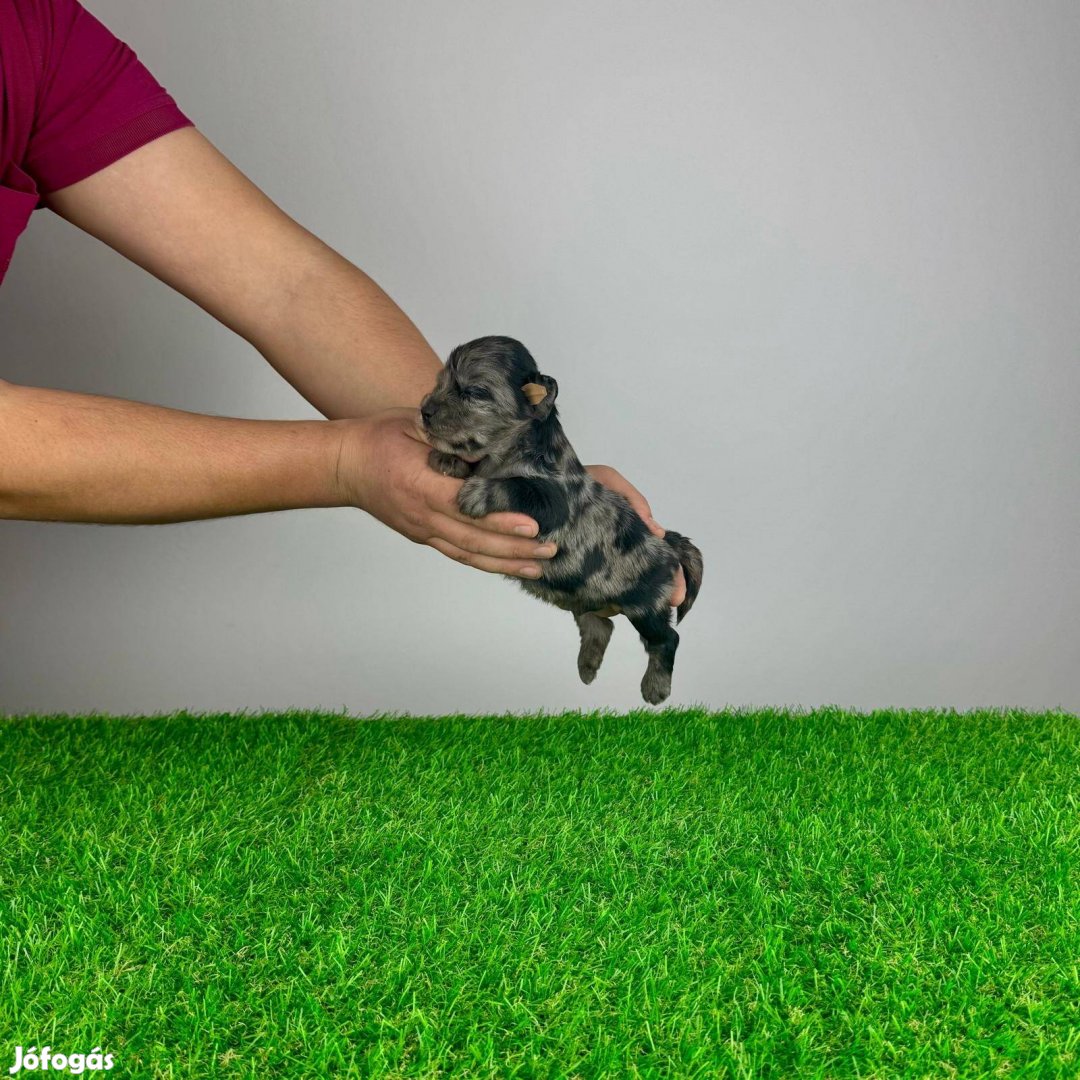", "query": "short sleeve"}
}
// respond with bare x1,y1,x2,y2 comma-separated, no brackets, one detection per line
21,0,193,194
